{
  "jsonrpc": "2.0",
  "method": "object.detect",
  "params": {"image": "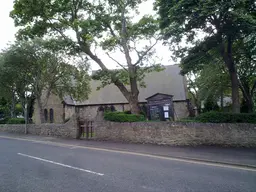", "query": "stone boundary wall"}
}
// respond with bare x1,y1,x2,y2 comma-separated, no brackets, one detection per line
0,115,79,139
94,121,256,147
